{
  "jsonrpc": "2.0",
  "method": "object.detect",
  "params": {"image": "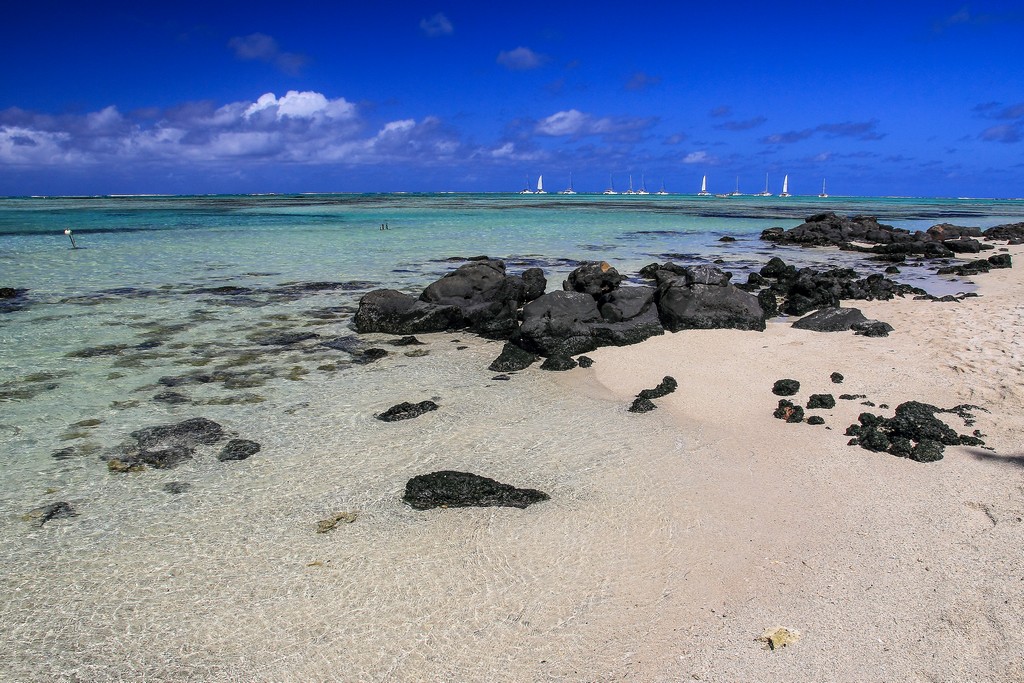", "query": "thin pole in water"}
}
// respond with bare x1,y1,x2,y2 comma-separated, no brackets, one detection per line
64,229,78,249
